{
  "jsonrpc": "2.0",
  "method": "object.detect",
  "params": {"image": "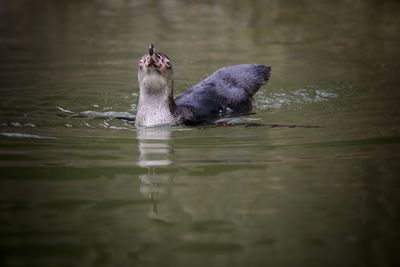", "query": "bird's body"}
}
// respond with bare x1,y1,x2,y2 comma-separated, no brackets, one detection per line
175,64,270,124
135,45,271,127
